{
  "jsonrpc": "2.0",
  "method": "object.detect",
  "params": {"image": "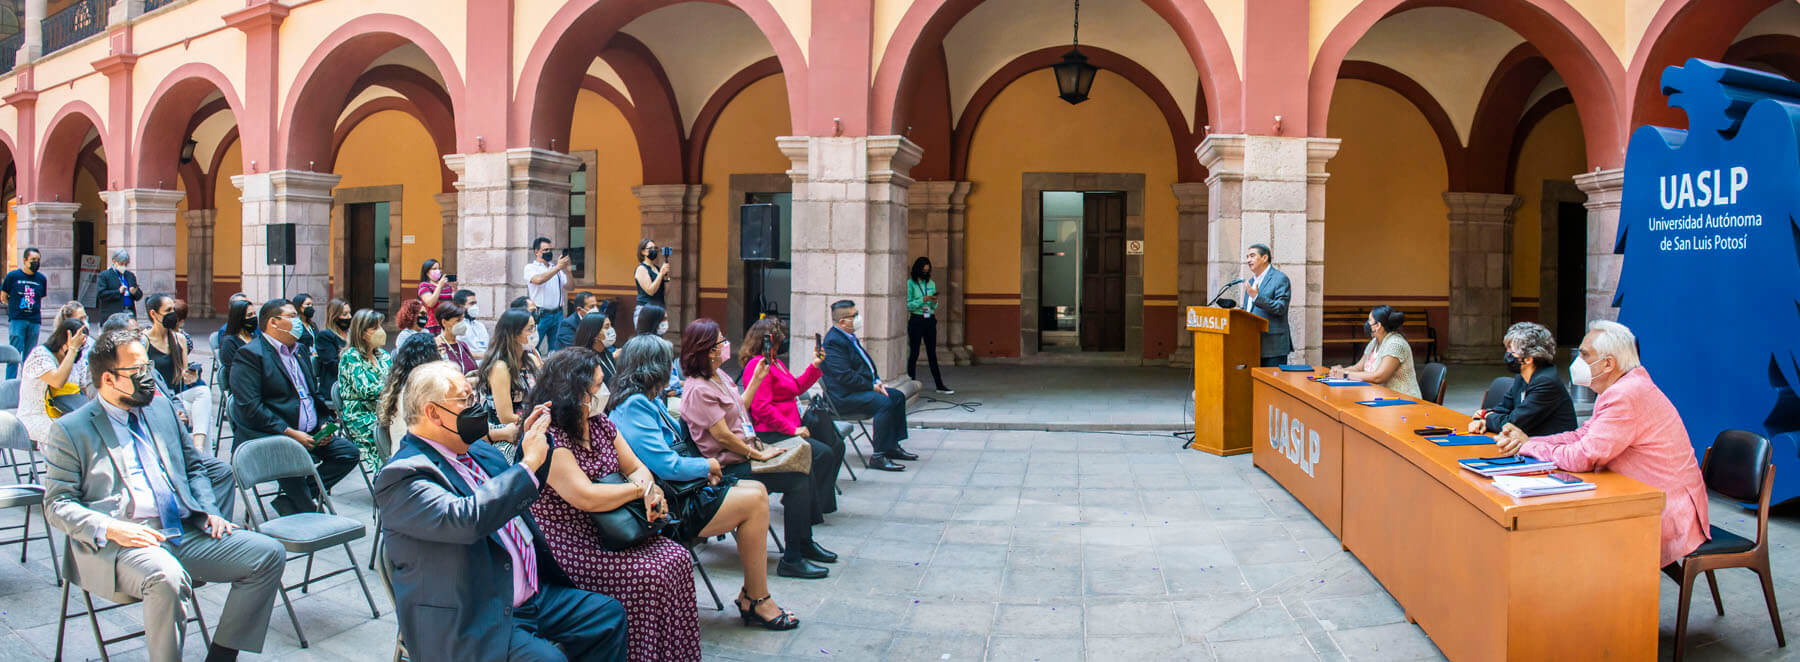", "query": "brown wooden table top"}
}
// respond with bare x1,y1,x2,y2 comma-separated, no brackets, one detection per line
1253,368,1665,530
